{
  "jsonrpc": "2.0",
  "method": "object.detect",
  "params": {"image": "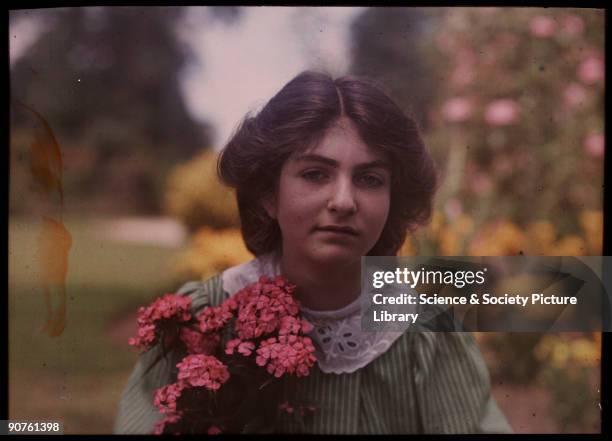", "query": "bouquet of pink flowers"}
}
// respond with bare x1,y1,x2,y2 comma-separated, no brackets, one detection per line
129,276,317,434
